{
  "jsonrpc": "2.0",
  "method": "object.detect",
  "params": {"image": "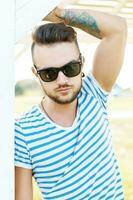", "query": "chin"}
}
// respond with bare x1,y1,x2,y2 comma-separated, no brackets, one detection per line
52,93,78,105
53,97,76,105
46,85,81,105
